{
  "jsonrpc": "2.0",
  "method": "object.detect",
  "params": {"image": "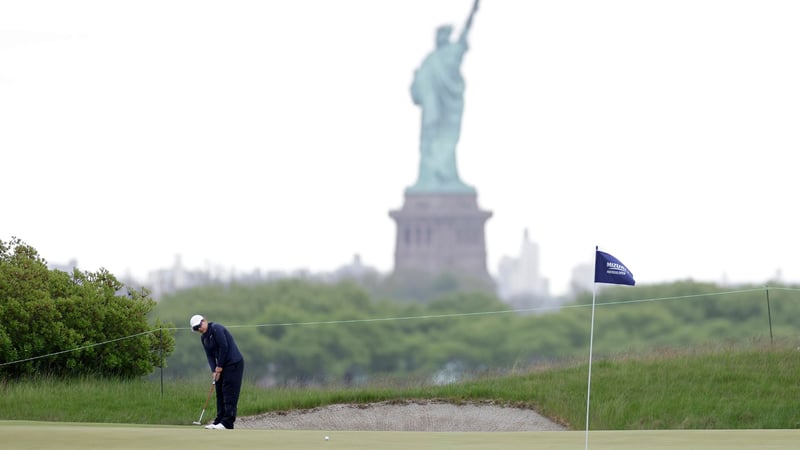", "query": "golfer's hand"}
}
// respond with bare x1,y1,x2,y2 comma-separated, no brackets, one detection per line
213,371,219,382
